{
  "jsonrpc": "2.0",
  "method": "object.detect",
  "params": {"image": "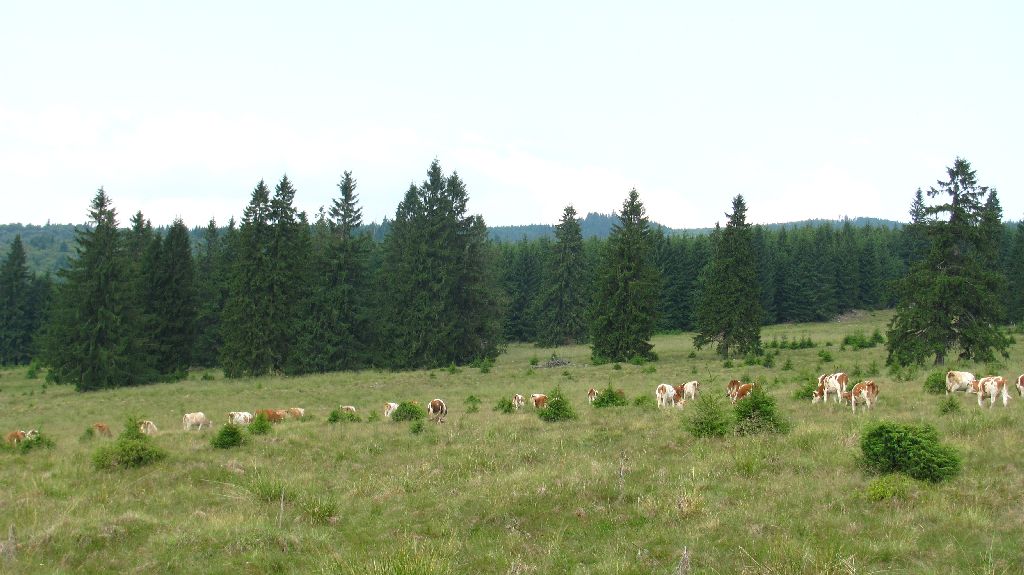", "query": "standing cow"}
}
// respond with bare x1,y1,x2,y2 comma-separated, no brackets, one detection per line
183,412,213,431
655,384,676,408
427,398,448,423
945,371,976,394
972,376,1009,408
